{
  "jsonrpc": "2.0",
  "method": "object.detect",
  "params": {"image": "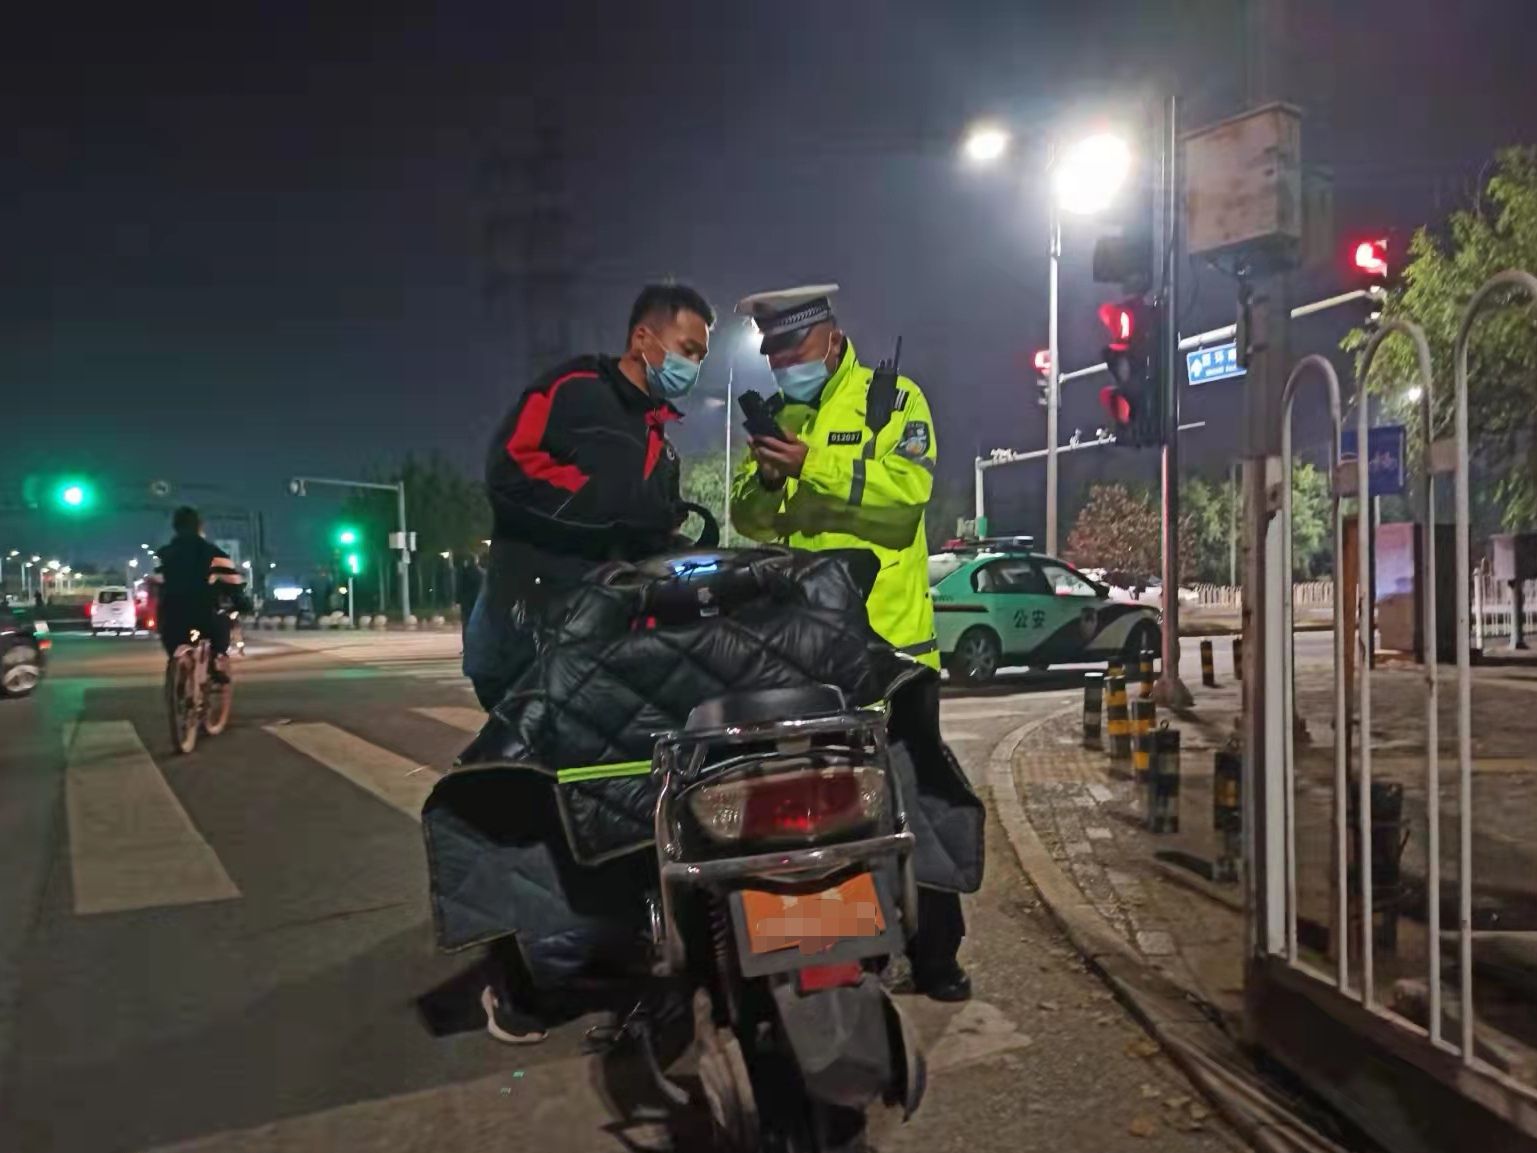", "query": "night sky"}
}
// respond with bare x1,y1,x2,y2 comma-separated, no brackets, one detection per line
5,0,1537,570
